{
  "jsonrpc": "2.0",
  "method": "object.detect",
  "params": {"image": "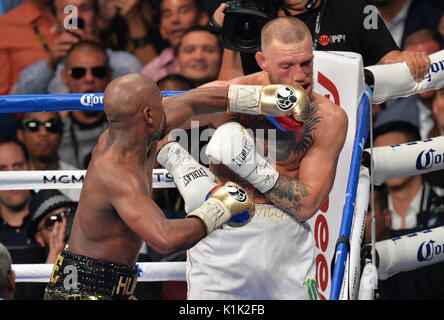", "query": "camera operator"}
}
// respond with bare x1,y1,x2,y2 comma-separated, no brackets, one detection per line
212,0,430,82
